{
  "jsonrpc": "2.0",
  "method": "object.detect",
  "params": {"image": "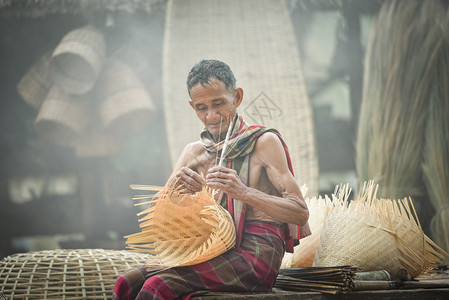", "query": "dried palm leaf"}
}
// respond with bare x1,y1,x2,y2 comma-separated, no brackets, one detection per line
357,0,445,200
421,36,449,262
125,177,236,268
